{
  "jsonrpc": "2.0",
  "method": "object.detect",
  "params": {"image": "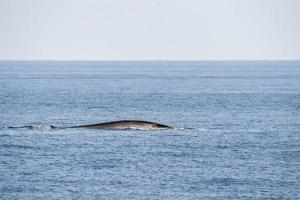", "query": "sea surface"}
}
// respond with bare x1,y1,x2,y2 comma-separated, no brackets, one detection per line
0,61,300,199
